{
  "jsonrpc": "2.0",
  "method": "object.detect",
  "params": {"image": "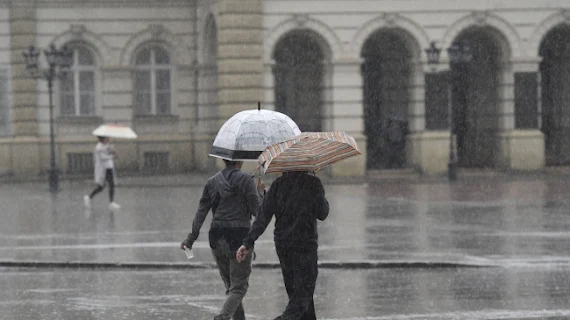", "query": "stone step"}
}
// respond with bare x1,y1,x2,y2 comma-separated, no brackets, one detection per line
455,168,507,177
